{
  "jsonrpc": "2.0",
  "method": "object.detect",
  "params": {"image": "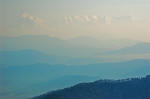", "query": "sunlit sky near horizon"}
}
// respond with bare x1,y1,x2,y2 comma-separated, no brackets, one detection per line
0,0,150,41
